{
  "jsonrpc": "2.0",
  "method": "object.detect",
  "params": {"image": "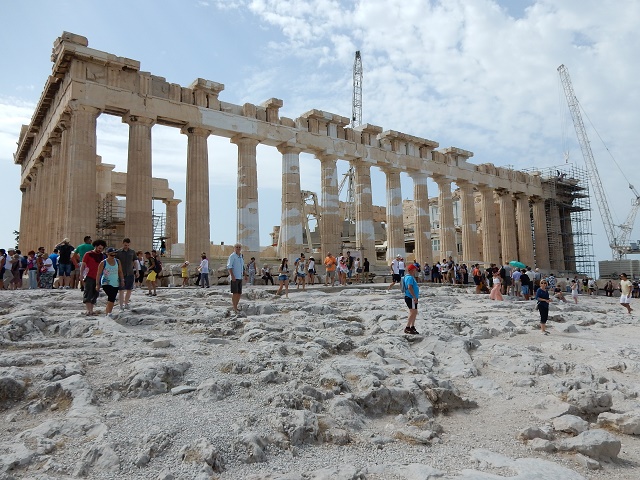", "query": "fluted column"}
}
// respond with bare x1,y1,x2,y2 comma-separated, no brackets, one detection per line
549,203,565,272
56,114,71,243
480,186,499,265
515,194,534,267
319,154,341,258
497,189,518,264
47,134,63,243
410,172,432,266
124,114,155,250
32,160,45,247
163,199,181,257
182,126,211,263
532,197,550,271
353,161,375,263
383,167,404,261
64,104,101,245
40,147,55,248
18,185,28,251
435,176,456,261
561,209,576,272
279,145,304,259
458,181,479,264
234,136,261,262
